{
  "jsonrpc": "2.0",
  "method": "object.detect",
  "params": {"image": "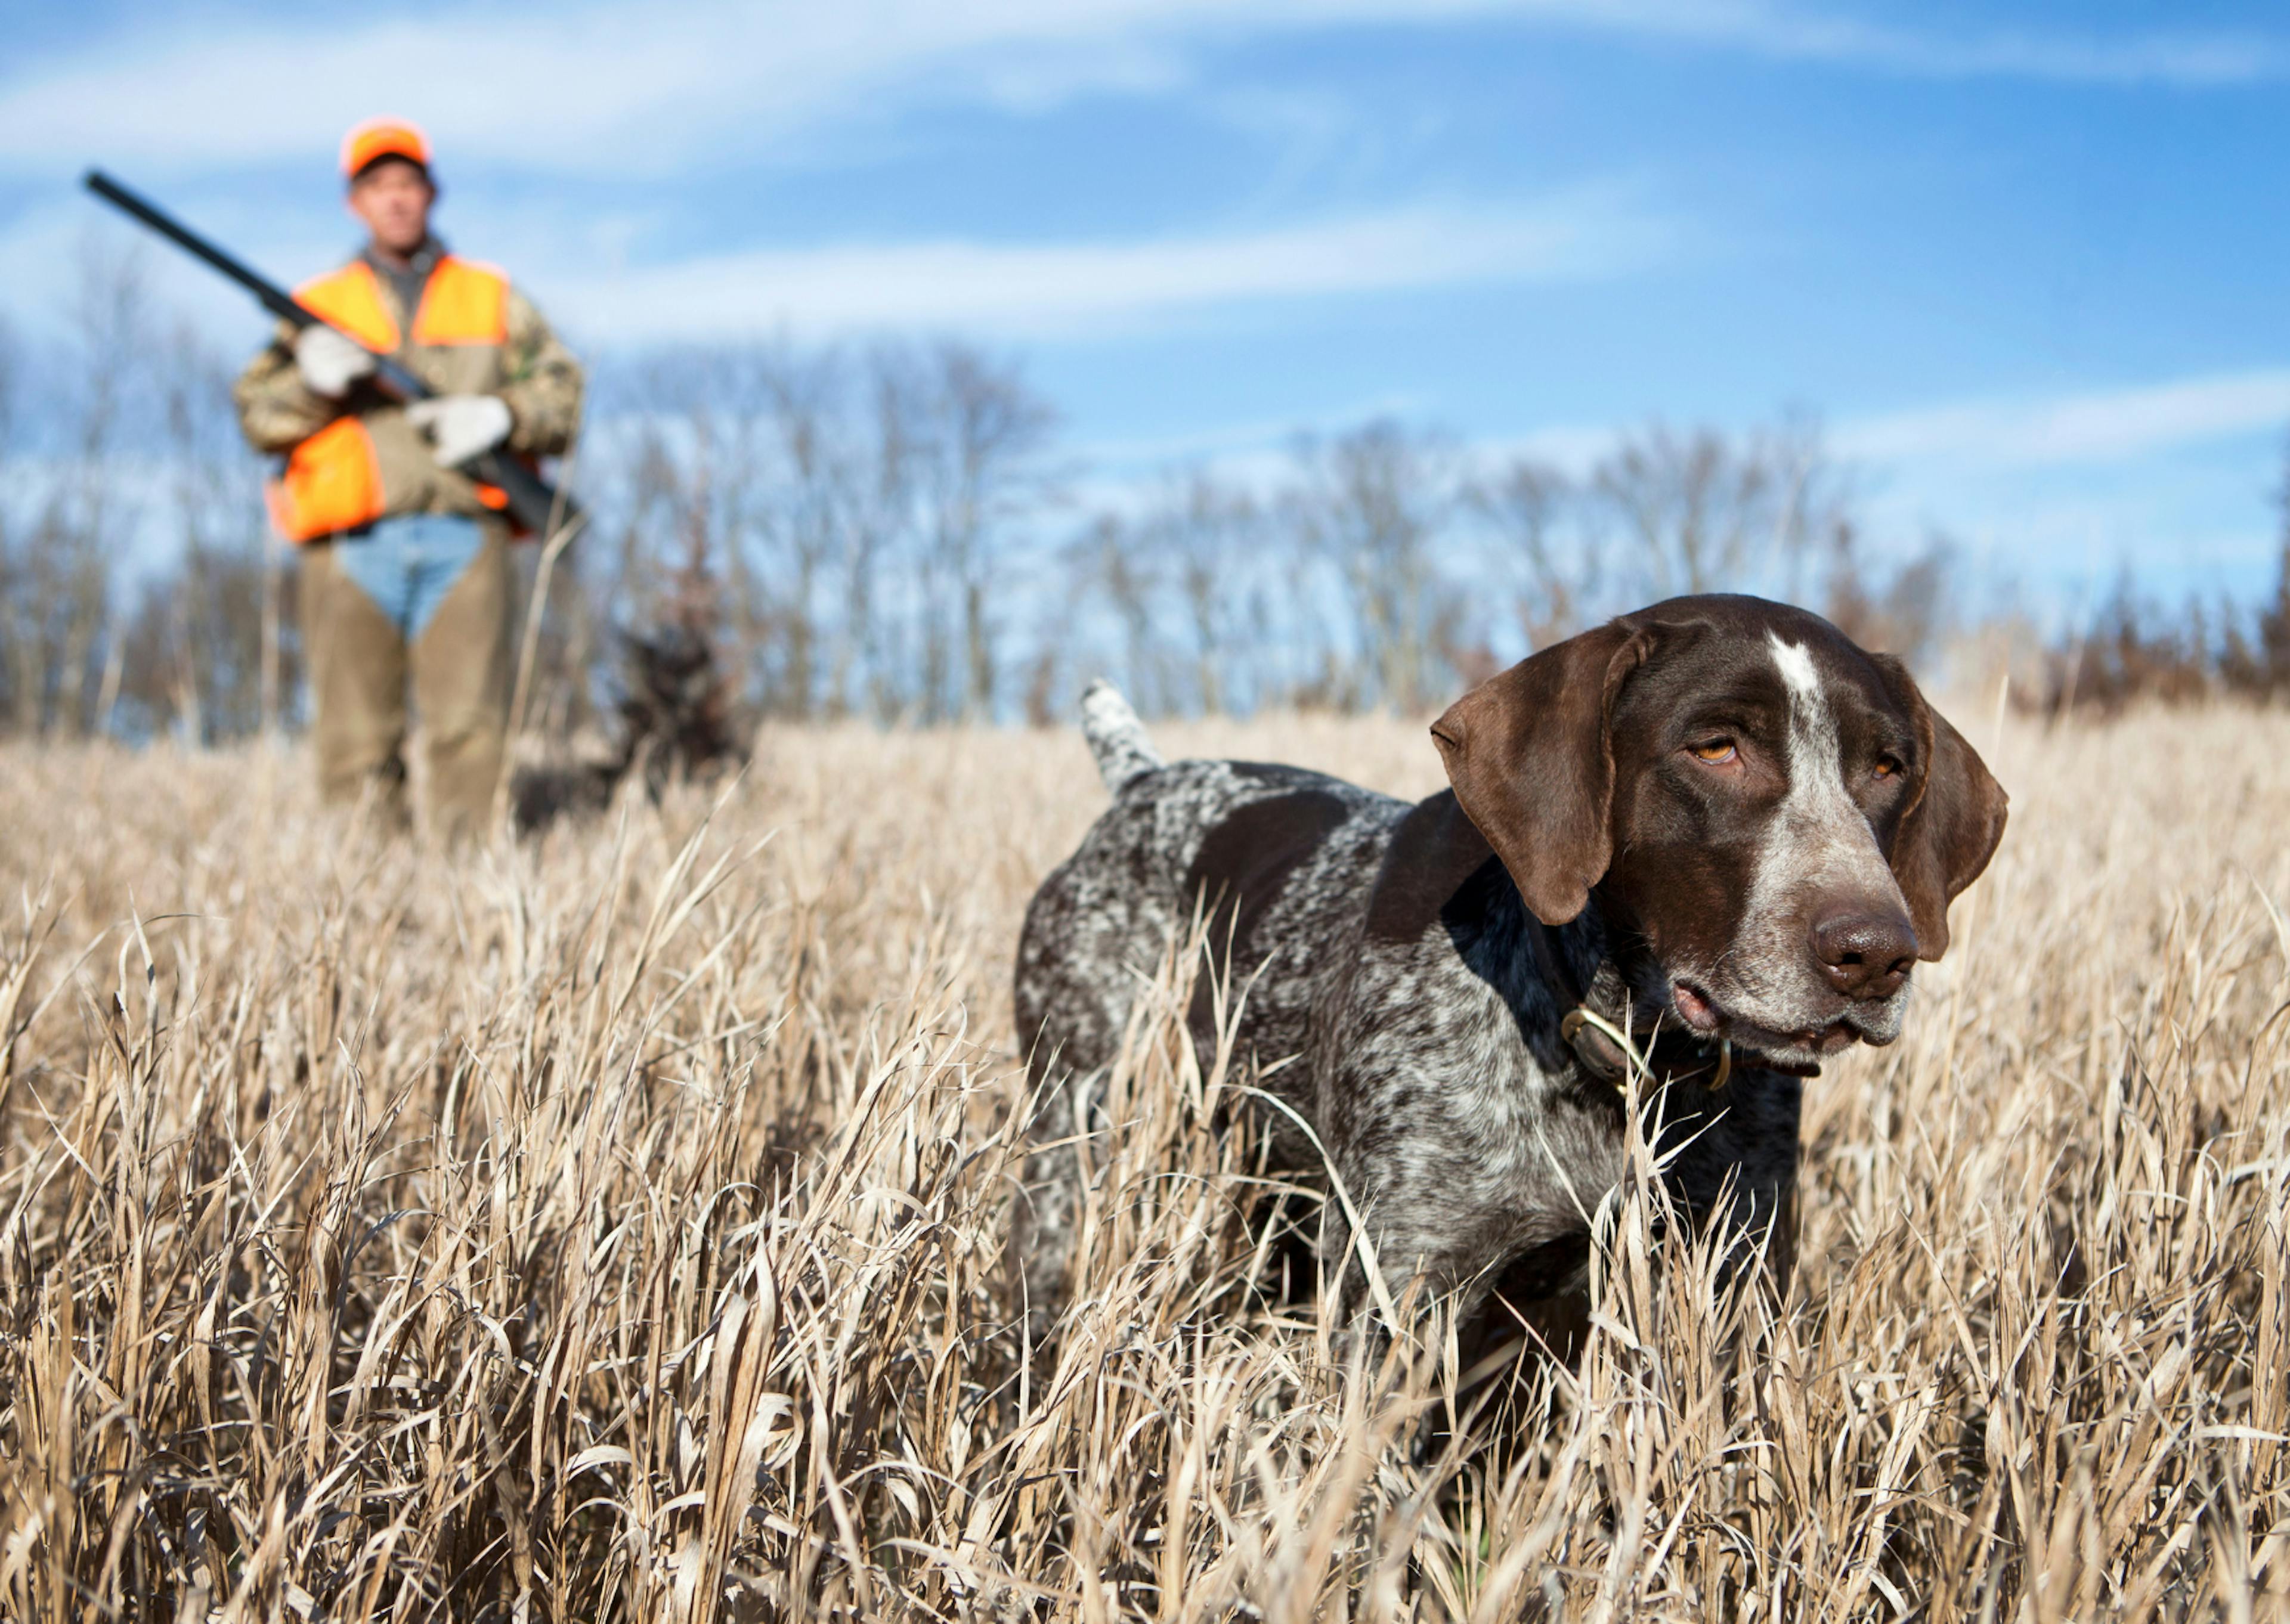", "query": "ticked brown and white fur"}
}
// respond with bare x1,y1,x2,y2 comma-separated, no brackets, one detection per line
1012,596,2007,1336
